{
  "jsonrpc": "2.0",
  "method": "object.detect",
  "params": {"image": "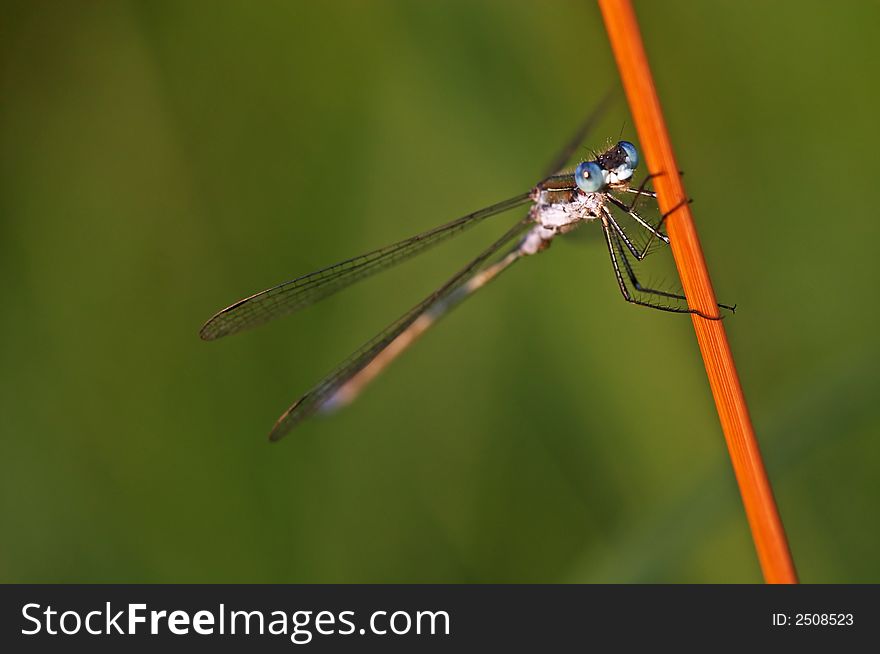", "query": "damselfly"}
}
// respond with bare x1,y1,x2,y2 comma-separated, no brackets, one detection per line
200,106,733,441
